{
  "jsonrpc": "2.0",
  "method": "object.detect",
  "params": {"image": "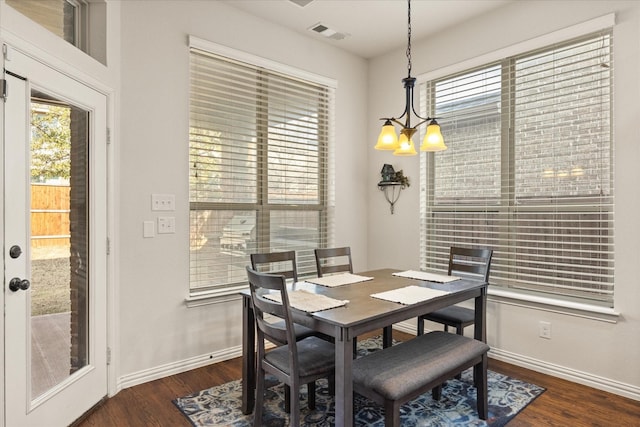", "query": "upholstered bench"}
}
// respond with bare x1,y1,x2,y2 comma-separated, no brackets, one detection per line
352,331,490,427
